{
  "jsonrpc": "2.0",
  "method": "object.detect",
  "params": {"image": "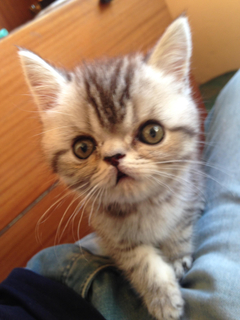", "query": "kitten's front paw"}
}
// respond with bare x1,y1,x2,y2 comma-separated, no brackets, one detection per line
145,281,184,320
172,256,192,280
